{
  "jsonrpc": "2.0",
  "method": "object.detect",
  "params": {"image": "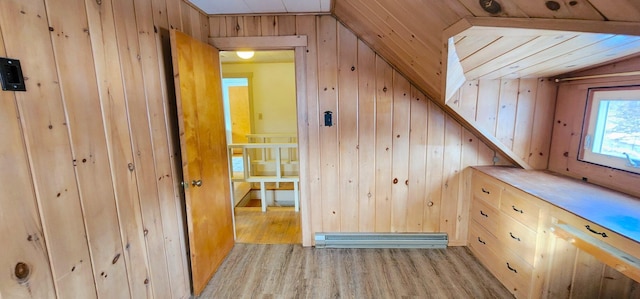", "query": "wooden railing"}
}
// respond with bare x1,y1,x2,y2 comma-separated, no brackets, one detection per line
246,133,297,143
246,133,298,164
228,142,299,212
